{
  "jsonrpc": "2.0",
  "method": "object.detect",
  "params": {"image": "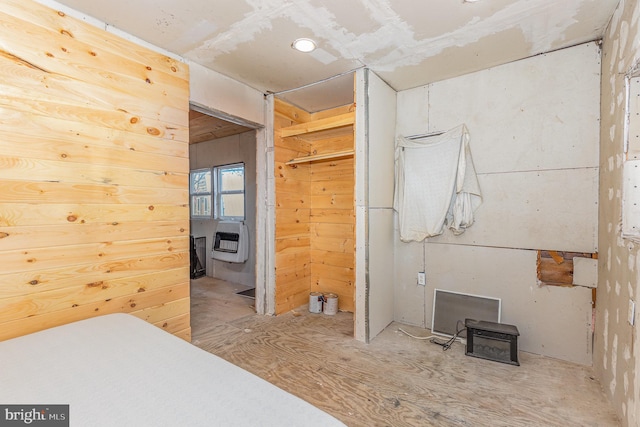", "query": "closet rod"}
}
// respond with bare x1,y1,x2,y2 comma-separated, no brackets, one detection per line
405,130,445,140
